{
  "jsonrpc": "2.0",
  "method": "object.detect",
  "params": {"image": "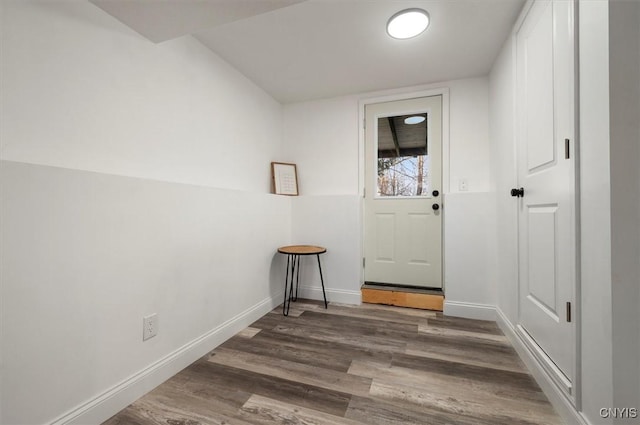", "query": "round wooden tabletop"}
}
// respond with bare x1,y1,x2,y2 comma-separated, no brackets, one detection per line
278,245,327,255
